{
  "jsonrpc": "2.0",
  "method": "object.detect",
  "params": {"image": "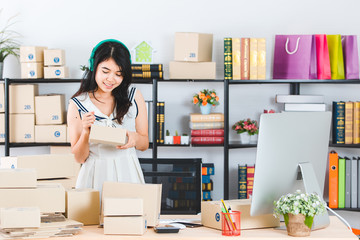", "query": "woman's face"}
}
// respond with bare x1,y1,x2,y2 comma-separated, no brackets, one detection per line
95,58,123,94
